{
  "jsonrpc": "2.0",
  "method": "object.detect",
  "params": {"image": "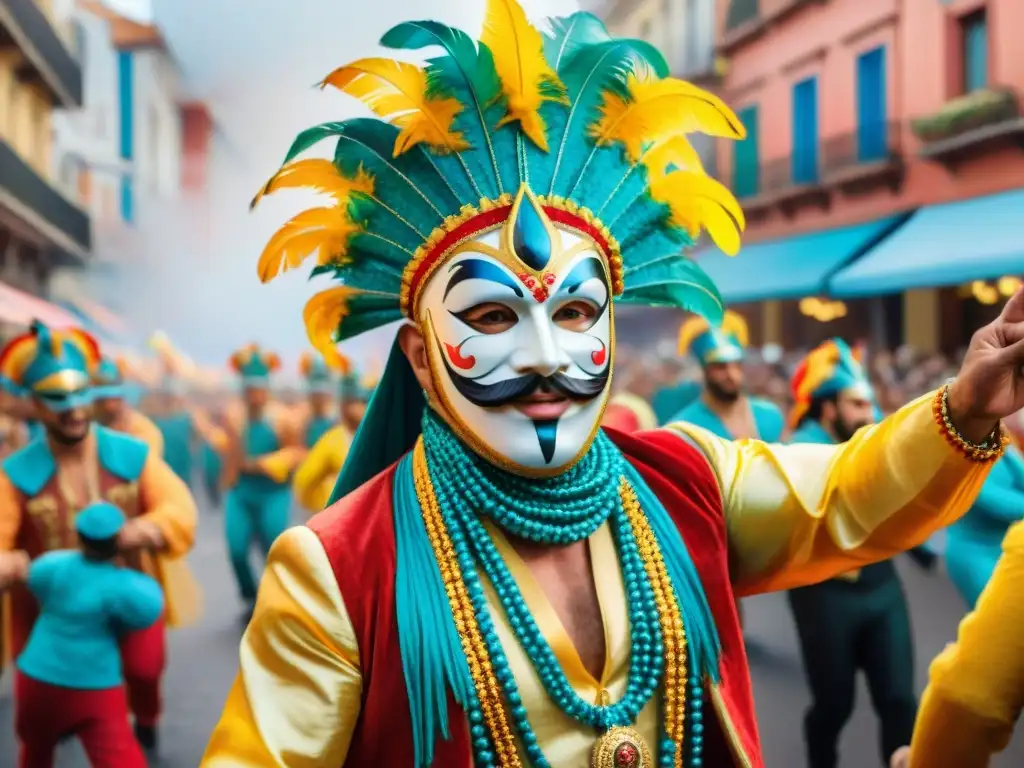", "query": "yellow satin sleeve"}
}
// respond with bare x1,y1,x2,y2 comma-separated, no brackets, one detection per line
292,425,350,513
201,526,362,767
908,521,1024,768
668,390,992,595
0,472,21,551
